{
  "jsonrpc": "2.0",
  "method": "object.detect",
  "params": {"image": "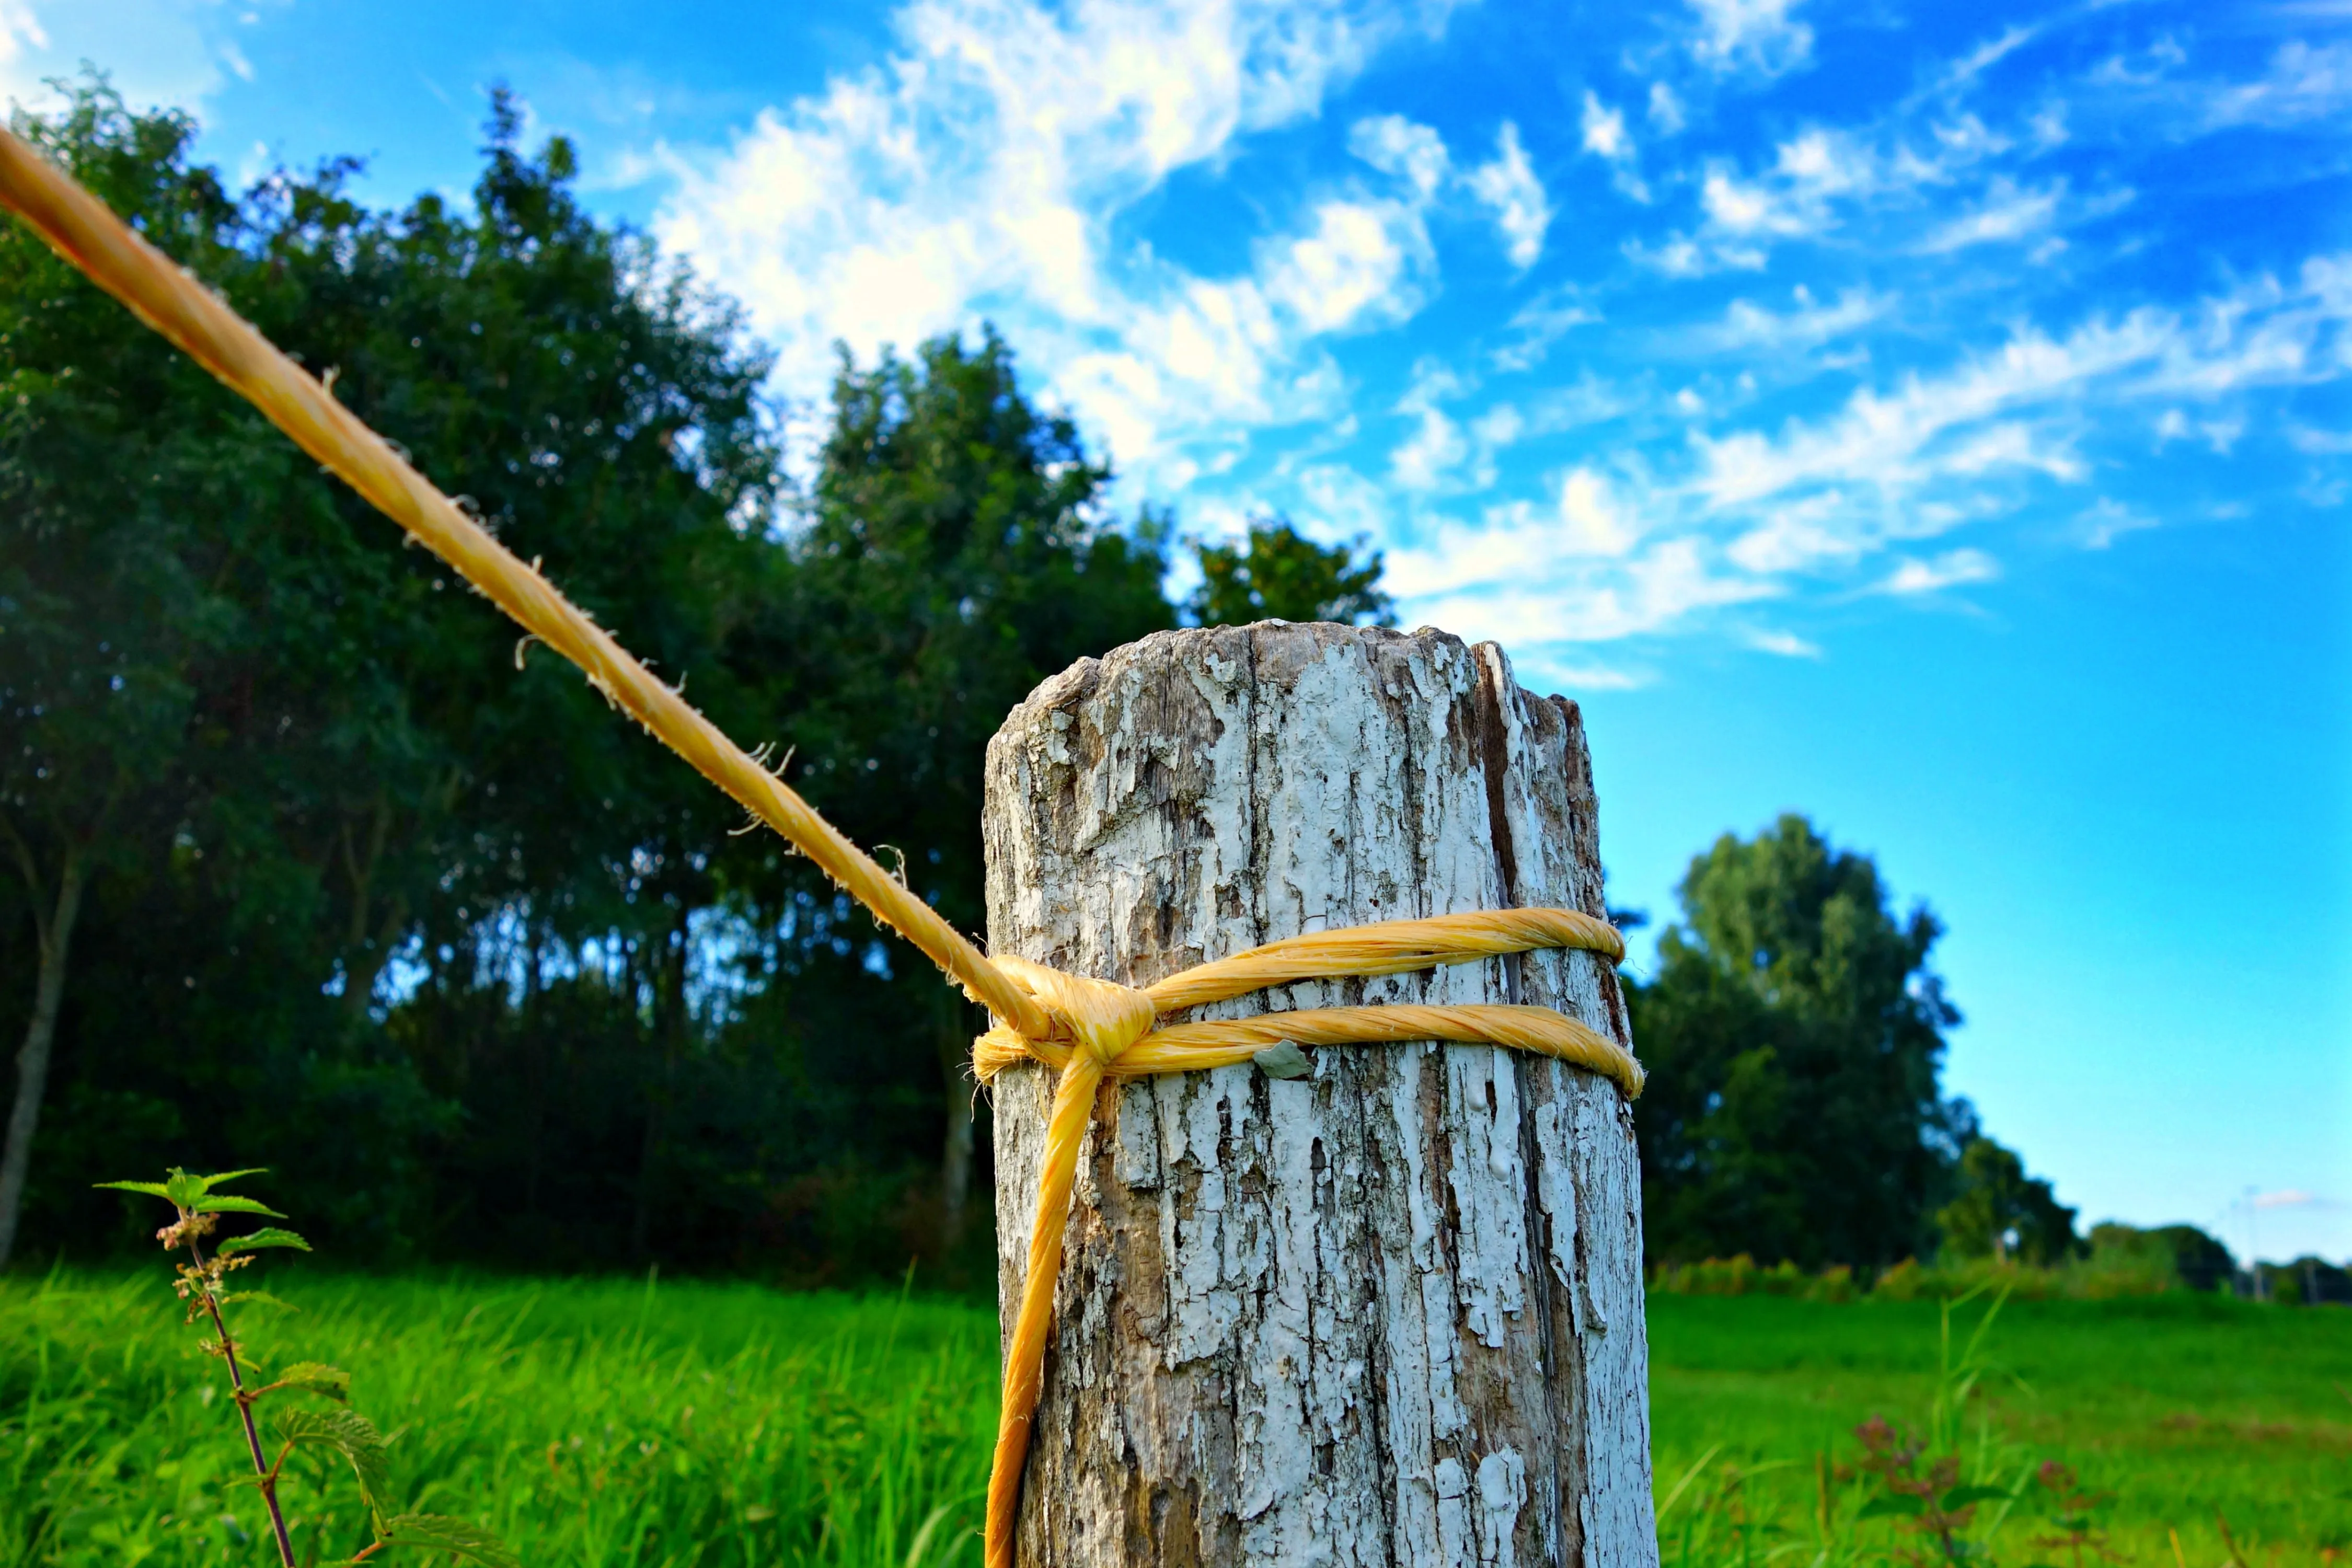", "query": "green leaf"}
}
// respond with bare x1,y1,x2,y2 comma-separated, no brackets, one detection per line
370,1514,520,1568
92,1179,174,1201
163,1169,207,1208
1858,1494,1926,1520
214,1291,299,1315
273,1407,392,1509
191,1195,288,1217
218,1227,310,1256
259,1362,349,1402
1941,1485,2014,1511
198,1168,270,1191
